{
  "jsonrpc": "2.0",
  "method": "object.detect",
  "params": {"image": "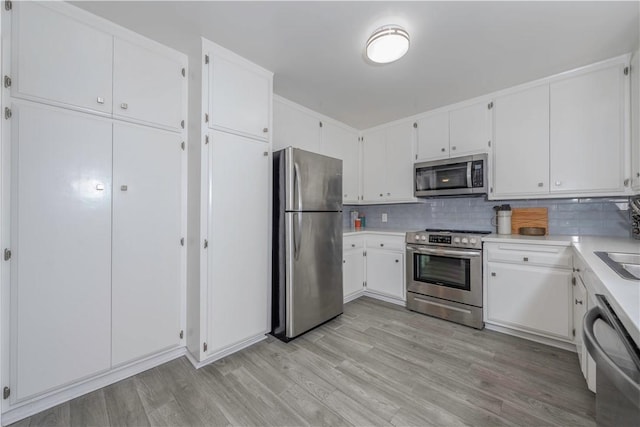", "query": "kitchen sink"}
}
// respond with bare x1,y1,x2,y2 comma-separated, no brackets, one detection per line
594,251,640,281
